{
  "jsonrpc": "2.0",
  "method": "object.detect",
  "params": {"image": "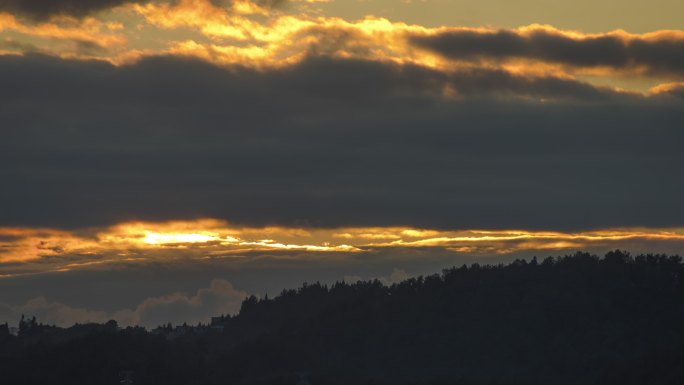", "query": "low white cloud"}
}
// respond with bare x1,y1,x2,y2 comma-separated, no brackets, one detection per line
131,279,247,327
0,279,247,328
379,268,410,286
343,275,363,283
343,268,410,286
